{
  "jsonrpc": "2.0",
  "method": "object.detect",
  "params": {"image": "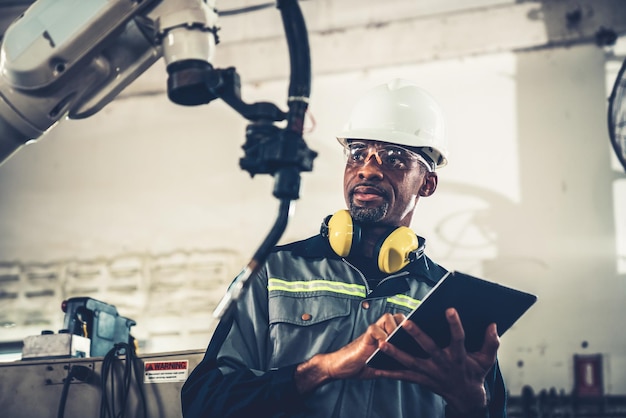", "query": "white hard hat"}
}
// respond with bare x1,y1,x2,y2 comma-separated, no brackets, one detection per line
337,79,448,168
